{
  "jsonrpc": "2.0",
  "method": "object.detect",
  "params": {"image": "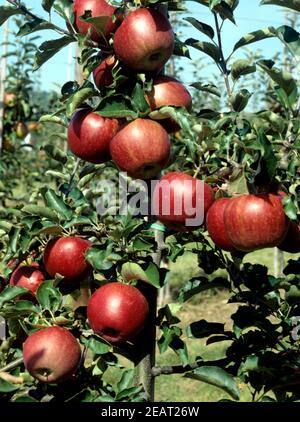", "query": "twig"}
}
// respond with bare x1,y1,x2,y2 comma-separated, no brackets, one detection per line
0,357,24,373
213,12,233,107
152,358,230,377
